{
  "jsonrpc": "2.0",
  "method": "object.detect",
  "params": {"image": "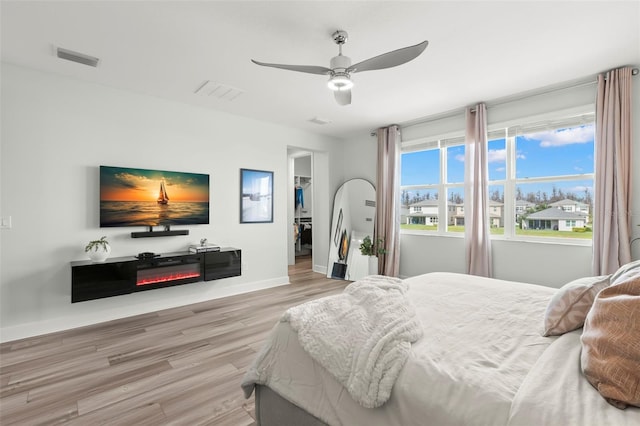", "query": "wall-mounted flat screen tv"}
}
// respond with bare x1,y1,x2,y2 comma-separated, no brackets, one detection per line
100,165,210,227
